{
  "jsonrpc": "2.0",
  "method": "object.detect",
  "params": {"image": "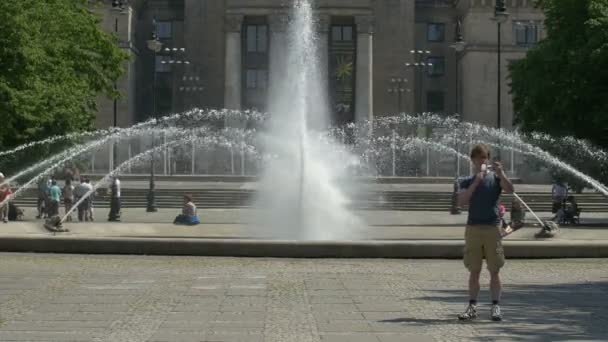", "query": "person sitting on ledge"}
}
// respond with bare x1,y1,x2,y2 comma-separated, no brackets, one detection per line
509,199,525,229
174,194,200,226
